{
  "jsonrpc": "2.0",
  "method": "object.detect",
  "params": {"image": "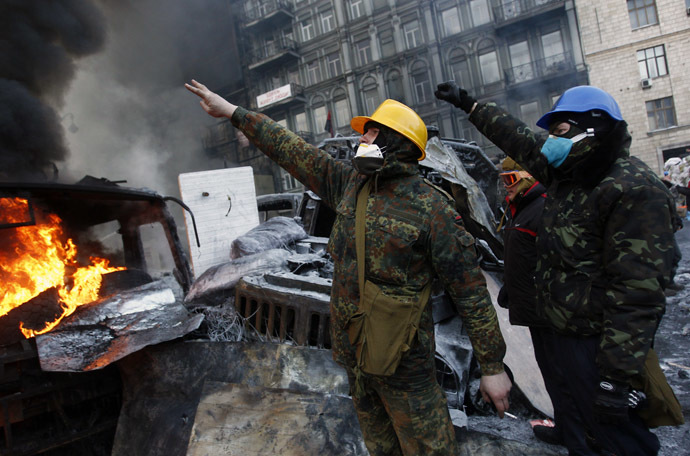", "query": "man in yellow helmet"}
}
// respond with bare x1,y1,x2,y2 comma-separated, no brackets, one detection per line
185,80,511,455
